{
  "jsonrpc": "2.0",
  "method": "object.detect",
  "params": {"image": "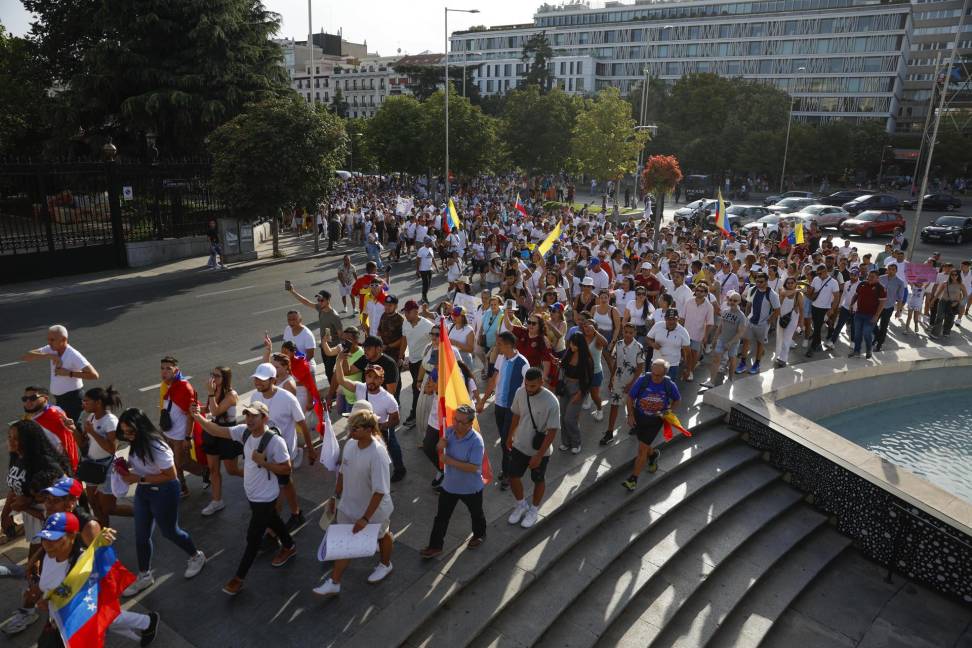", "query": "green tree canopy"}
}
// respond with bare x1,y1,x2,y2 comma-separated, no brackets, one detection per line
571,87,648,184
366,96,427,174
521,32,553,93
422,88,499,178
500,86,581,174
0,26,60,155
